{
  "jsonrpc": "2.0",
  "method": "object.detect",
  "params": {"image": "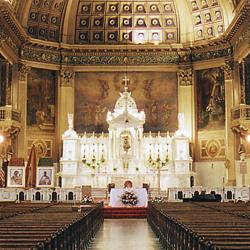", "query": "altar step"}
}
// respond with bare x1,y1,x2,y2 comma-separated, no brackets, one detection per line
104,207,147,219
